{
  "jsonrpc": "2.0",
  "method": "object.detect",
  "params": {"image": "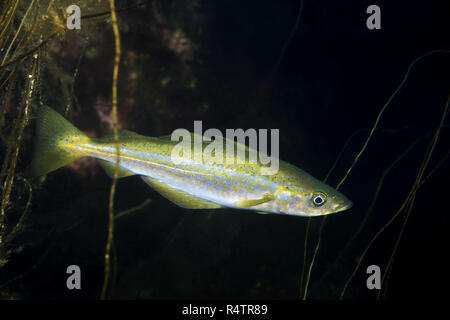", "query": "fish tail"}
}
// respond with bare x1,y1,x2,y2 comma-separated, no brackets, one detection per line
32,106,87,176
